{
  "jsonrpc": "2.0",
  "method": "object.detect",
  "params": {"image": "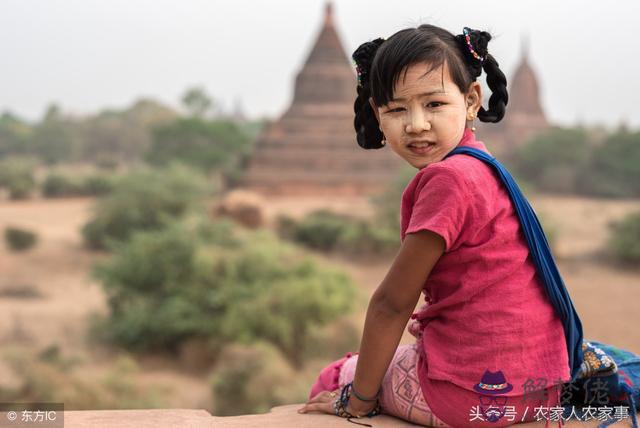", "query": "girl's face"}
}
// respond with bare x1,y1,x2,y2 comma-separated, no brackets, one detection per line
370,60,482,170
